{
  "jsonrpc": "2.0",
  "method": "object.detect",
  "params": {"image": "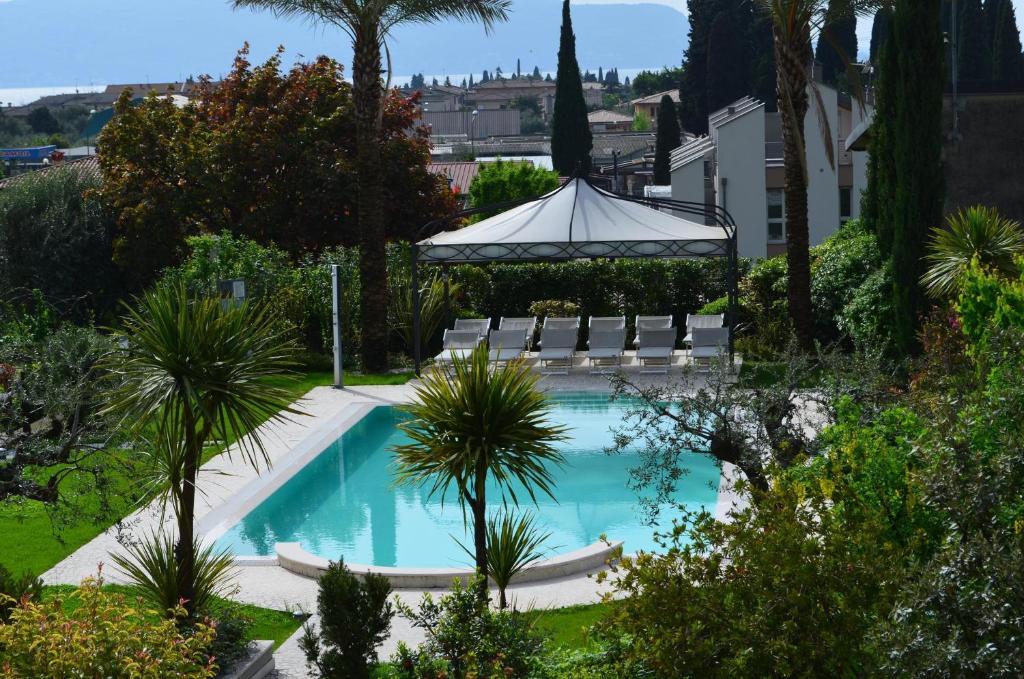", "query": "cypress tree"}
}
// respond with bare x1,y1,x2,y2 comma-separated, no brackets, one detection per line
748,11,777,112
863,16,899,252
706,7,748,112
890,0,945,356
815,0,858,86
679,0,714,133
551,0,593,175
653,94,682,185
990,0,1024,80
869,6,891,65
957,0,991,80
532,65,542,79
